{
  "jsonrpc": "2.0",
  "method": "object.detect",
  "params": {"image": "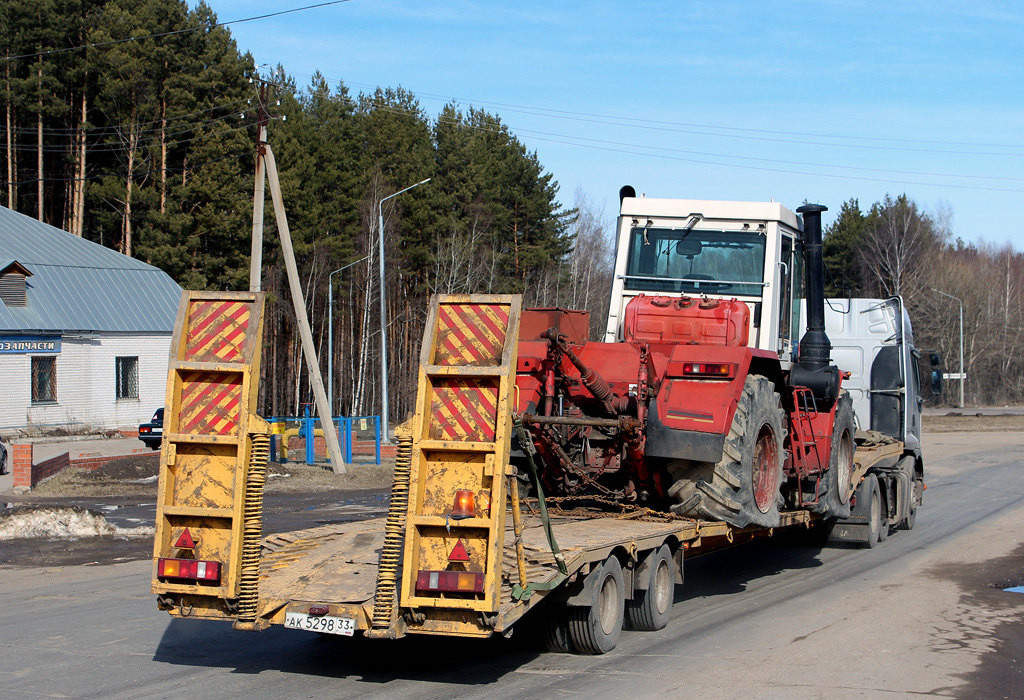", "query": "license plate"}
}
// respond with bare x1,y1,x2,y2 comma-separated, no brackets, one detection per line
152,427,163,434
284,611,355,636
